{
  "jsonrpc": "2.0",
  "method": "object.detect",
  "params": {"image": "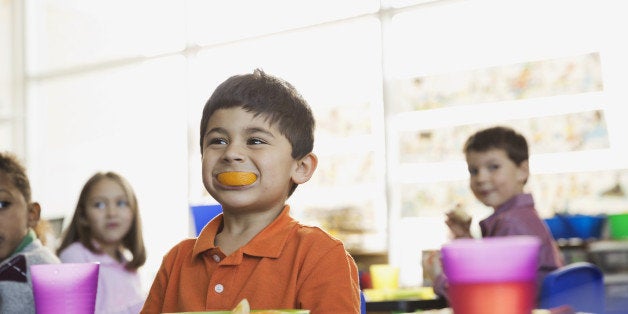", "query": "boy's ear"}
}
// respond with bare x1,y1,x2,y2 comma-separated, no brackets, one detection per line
517,160,530,183
27,202,41,228
292,153,318,185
